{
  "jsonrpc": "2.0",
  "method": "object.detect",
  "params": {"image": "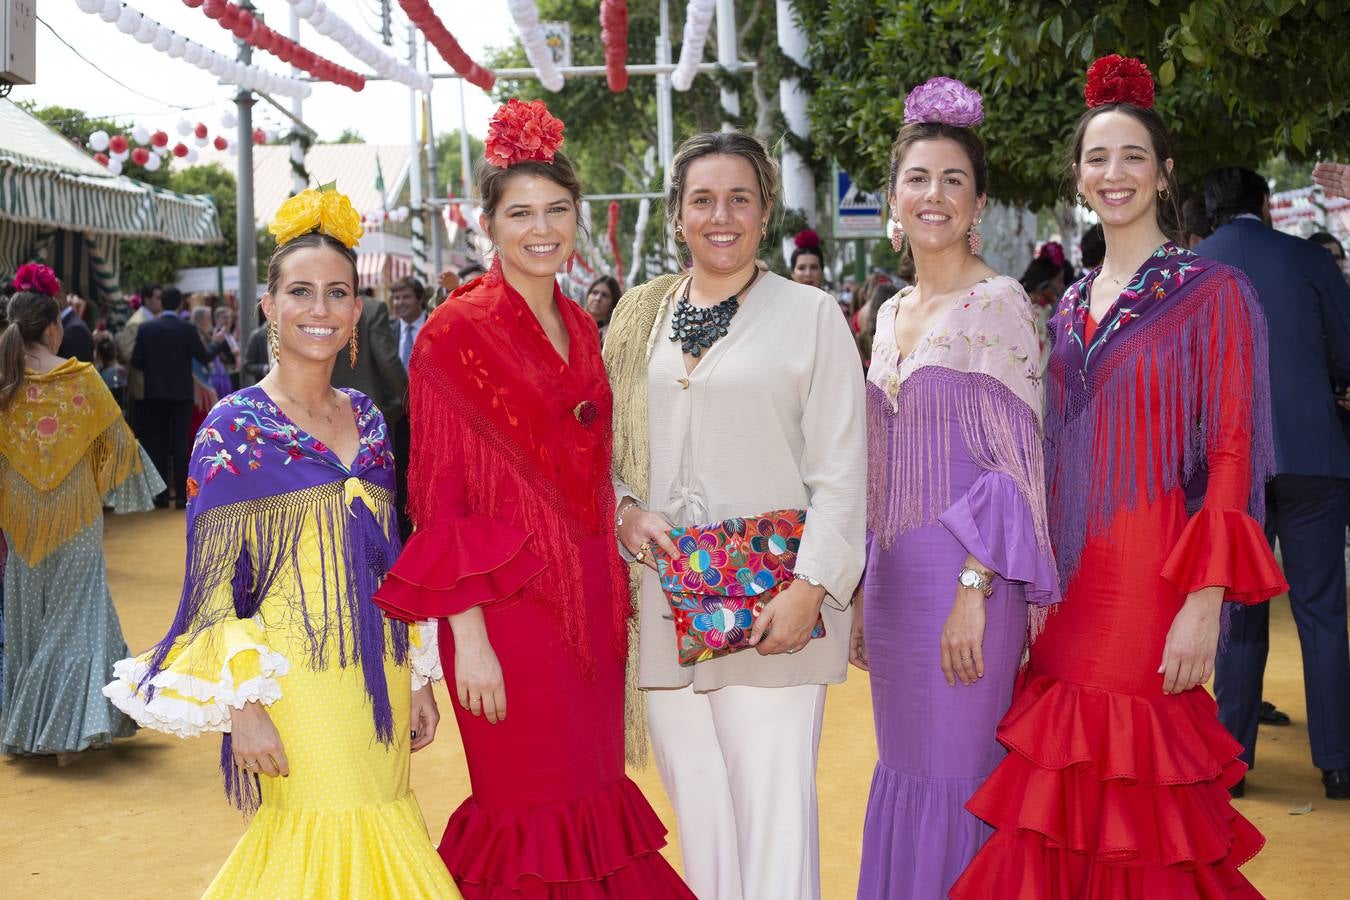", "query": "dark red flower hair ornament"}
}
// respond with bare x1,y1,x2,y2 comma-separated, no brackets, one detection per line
794,229,821,250
485,99,566,169
1084,54,1156,110
13,263,62,298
